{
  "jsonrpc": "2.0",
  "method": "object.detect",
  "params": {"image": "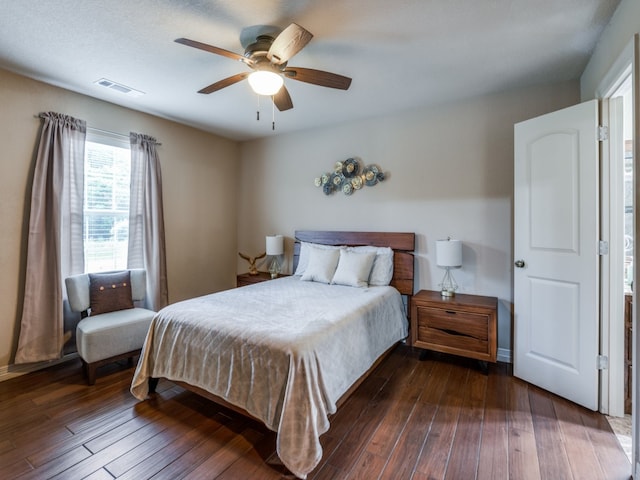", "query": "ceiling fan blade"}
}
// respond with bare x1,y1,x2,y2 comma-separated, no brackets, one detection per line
267,23,313,65
284,67,352,90
175,37,251,65
273,86,293,111
198,72,250,94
